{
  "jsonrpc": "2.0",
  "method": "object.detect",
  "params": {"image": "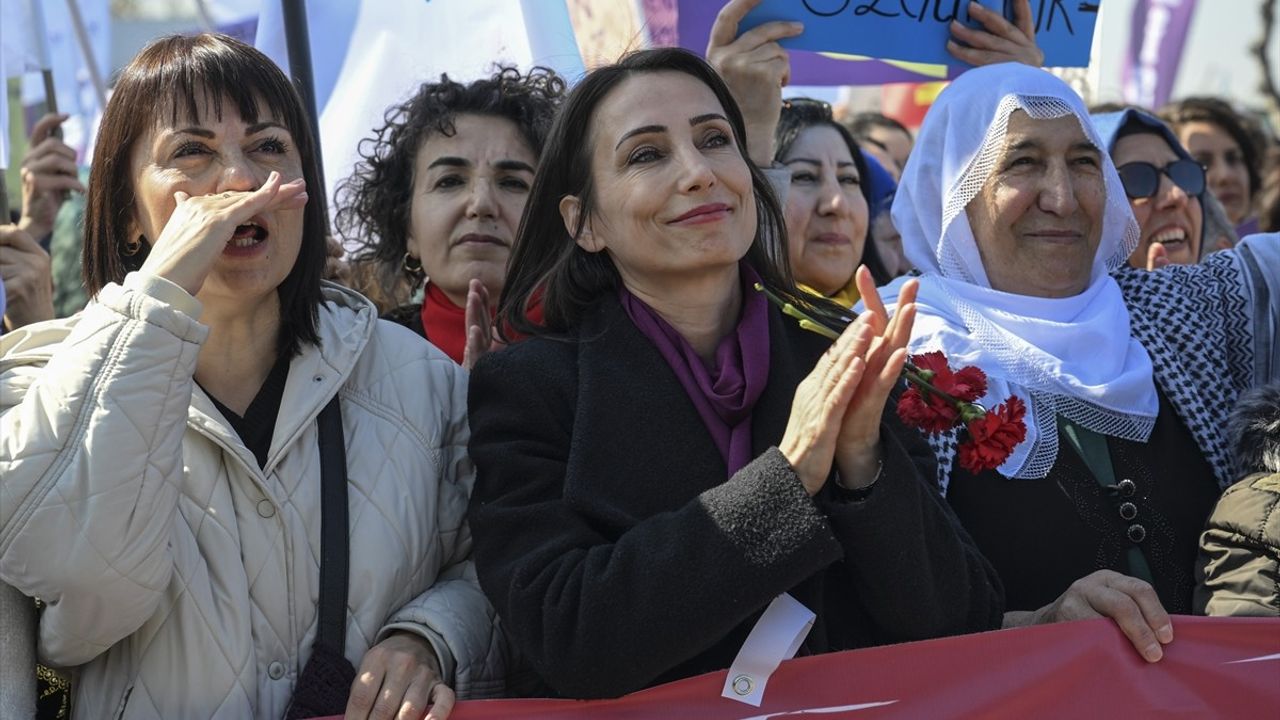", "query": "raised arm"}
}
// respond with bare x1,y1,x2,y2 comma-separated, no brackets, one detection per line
706,0,799,167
